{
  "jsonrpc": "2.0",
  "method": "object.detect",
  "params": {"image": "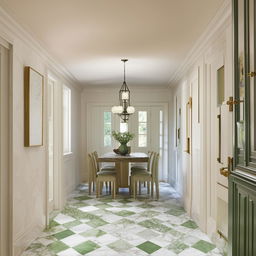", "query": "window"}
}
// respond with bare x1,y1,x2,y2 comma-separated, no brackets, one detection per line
104,112,112,147
159,110,163,154
138,111,147,147
63,86,71,154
